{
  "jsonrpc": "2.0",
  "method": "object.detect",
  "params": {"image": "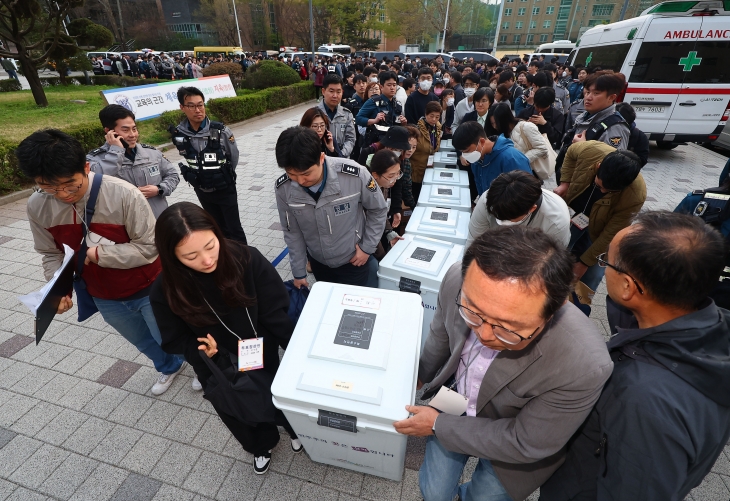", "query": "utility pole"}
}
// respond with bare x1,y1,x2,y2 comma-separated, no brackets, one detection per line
231,0,243,48
115,0,125,45
441,0,452,52
618,0,631,20
309,0,316,80
493,0,505,54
